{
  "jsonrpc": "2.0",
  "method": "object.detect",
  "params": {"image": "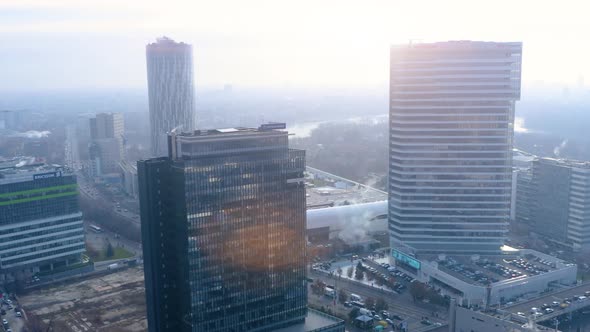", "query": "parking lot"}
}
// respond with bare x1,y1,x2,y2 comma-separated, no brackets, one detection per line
432,253,565,287
310,256,447,331
0,295,24,332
